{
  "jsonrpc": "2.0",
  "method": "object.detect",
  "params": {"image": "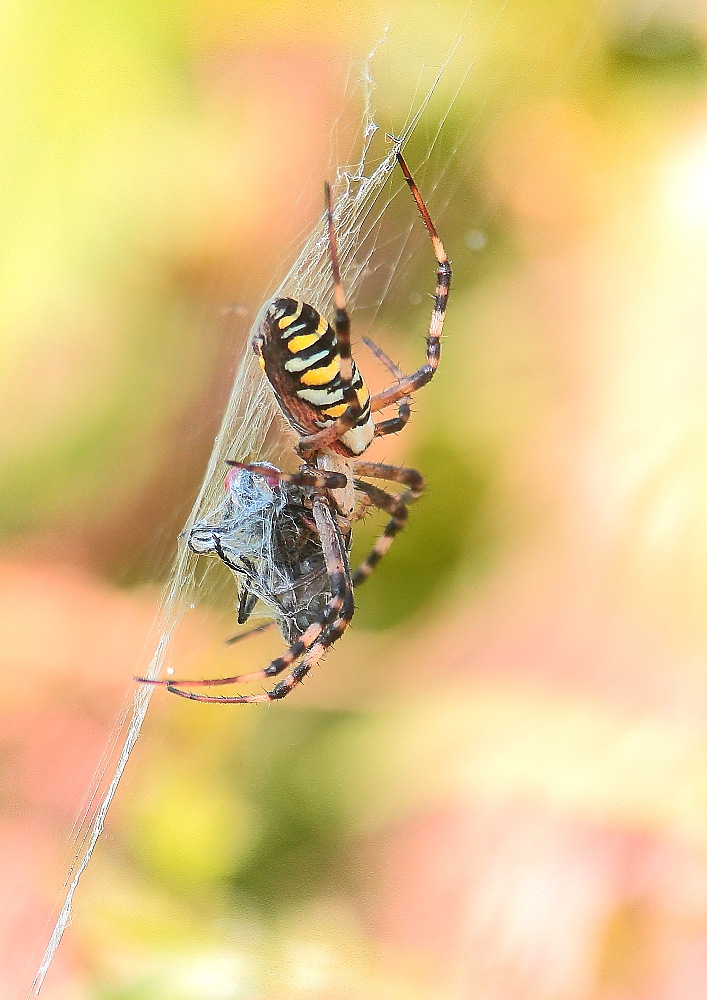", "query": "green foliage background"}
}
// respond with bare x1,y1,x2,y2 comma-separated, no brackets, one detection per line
3,1,707,997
